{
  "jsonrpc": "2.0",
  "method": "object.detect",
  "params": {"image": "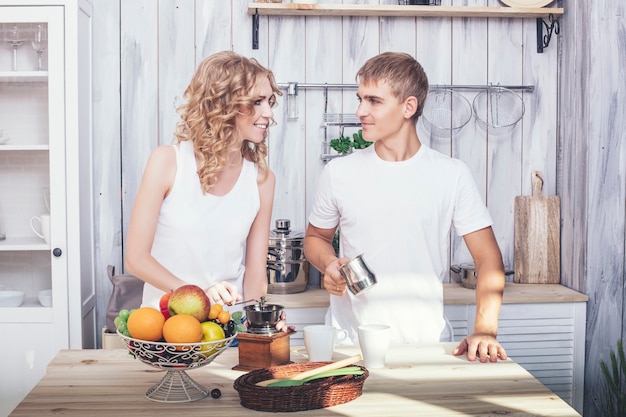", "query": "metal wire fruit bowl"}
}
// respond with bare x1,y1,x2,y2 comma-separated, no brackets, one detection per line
422,89,472,137
118,330,237,402
473,87,525,135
